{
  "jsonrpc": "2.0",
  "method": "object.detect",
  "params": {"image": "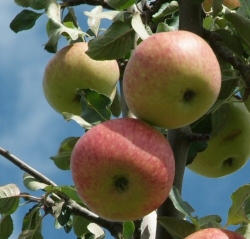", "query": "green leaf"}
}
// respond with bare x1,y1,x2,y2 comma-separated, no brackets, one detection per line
84,10,124,21
18,230,43,239
236,224,250,239
153,1,179,19
78,89,112,124
22,205,42,232
225,12,250,53
227,184,250,225
0,215,14,239
212,0,223,18
86,21,135,60
131,12,150,40
23,173,48,191
10,10,43,33
63,113,93,130
106,0,135,10
50,137,79,170
123,221,134,239
158,217,196,239
198,215,223,229
86,6,102,37
30,0,51,10
169,187,198,226
0,184,20,215
44,185,83,205
14,0,30,7
110,90,121,117
57,205,71,226
73,215,90,237
62,8,79,29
